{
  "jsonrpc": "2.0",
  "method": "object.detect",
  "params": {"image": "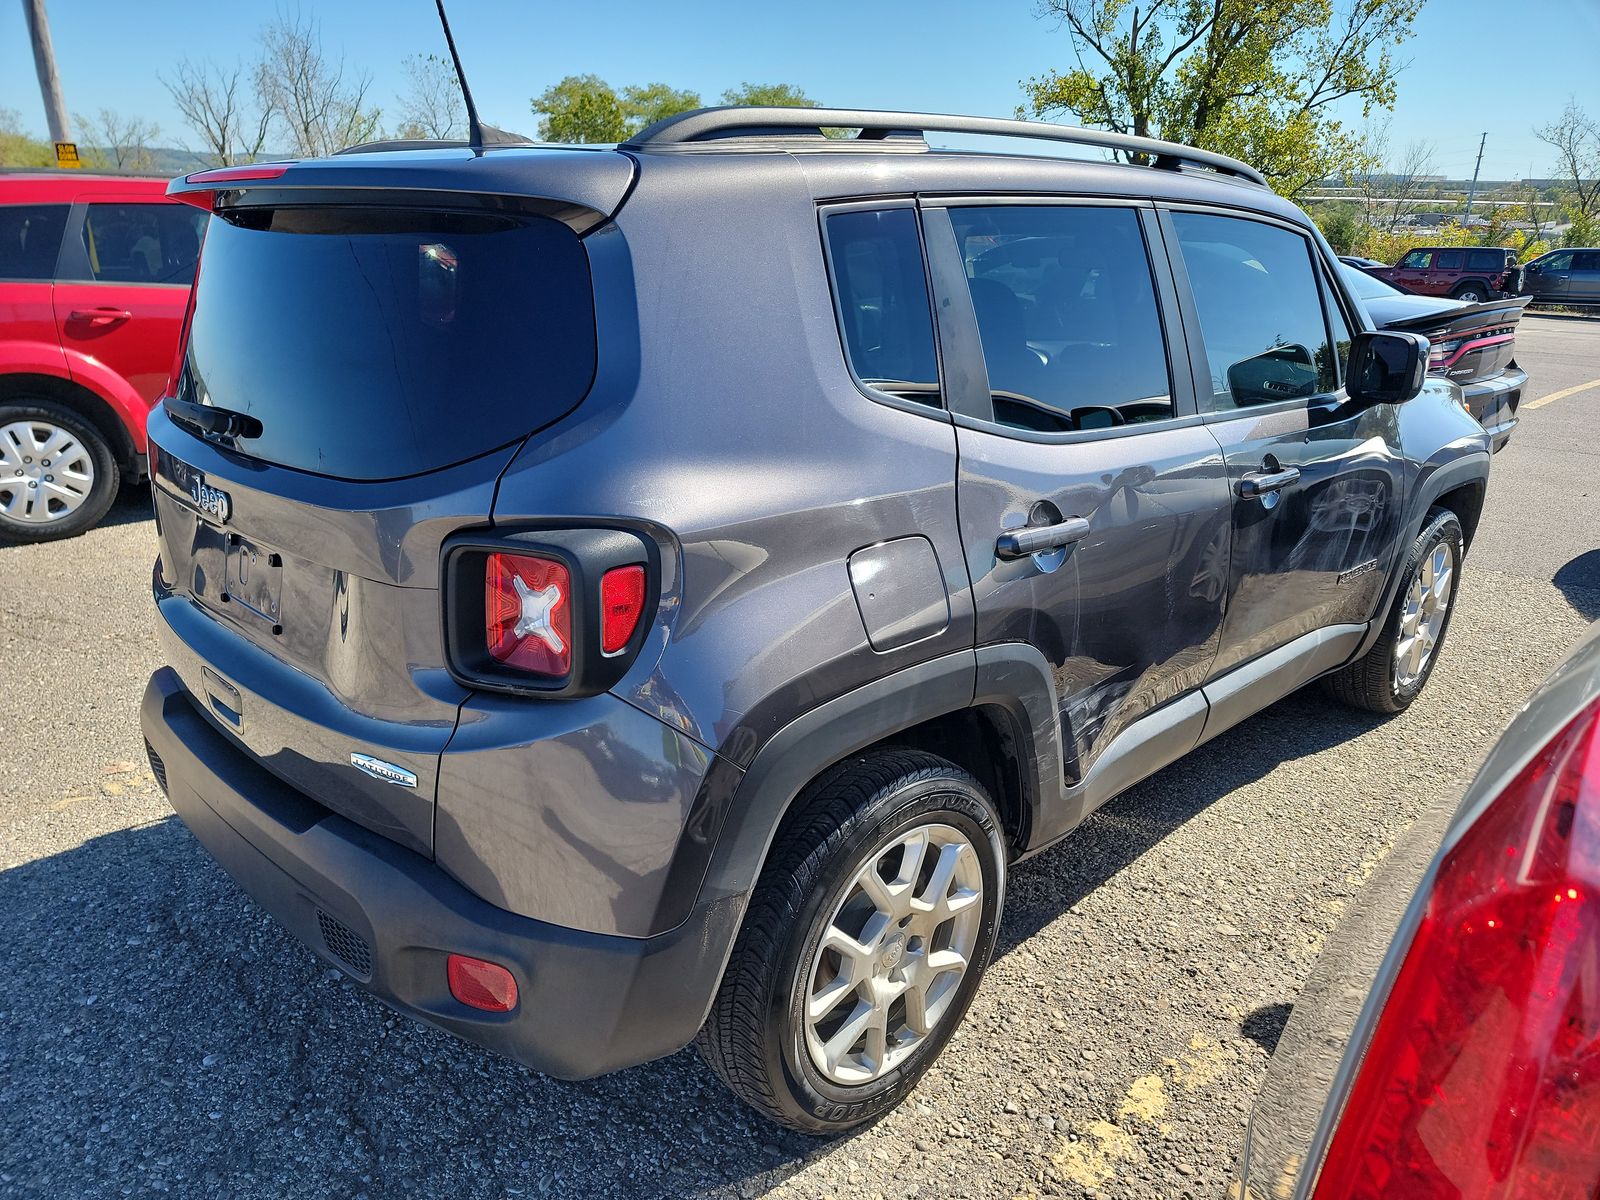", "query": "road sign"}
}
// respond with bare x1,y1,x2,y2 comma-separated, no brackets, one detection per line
54,141,80,169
